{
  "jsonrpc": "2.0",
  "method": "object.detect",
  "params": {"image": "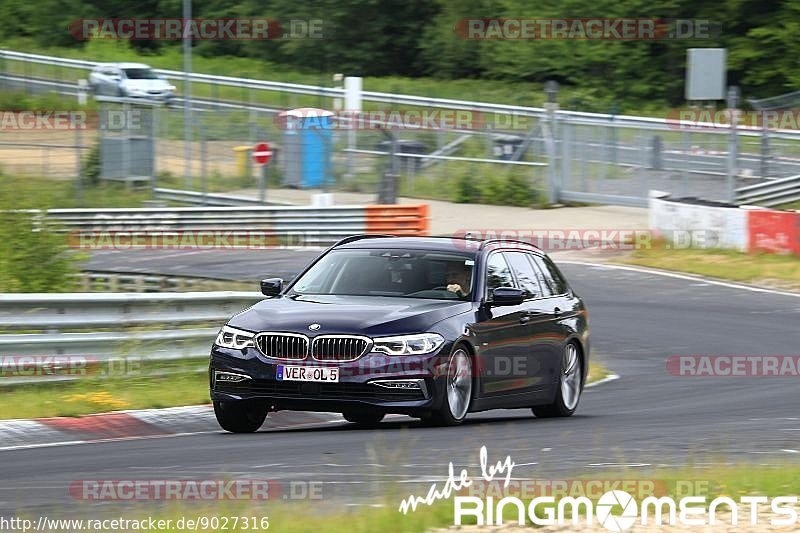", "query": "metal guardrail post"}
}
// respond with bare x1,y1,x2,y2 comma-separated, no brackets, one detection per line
545,81,559,204
727,86,740,203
